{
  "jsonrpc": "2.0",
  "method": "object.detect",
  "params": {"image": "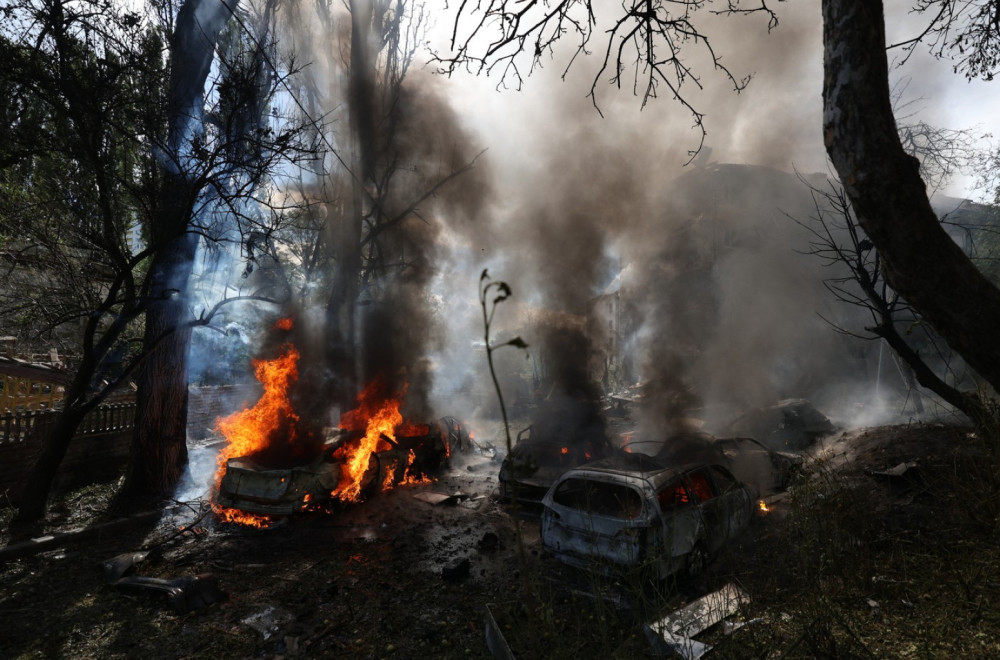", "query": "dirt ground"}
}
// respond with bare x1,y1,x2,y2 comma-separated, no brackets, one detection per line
3,419,1000,658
